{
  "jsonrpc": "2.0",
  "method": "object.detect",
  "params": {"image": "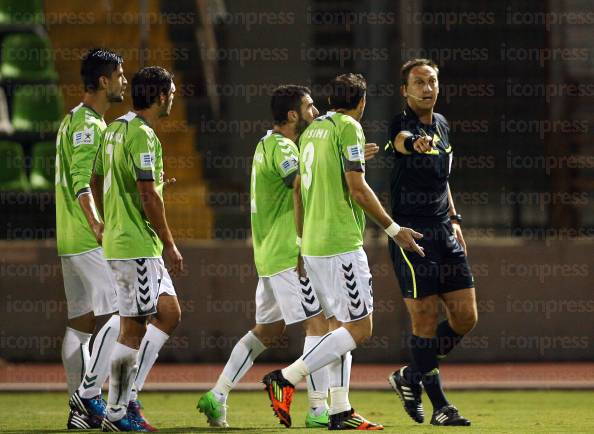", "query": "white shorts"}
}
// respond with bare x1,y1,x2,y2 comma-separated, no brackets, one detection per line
304,248,373,323
108,258,177,317
255,268,323,325
61,248,118,319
